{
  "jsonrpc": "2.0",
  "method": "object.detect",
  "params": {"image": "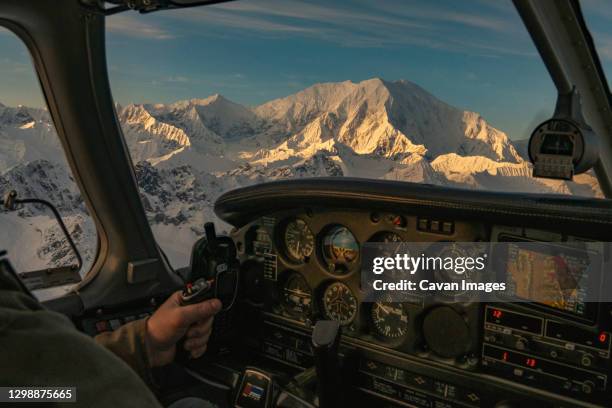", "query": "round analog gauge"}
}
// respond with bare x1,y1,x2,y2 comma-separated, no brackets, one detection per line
428,242,477,296
322,226,359,274
368,232,407,280
371,301,409,339
369,231,403,244
284,219,315,262
322,282,358,325
368,231,406,258
282,272,312,317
